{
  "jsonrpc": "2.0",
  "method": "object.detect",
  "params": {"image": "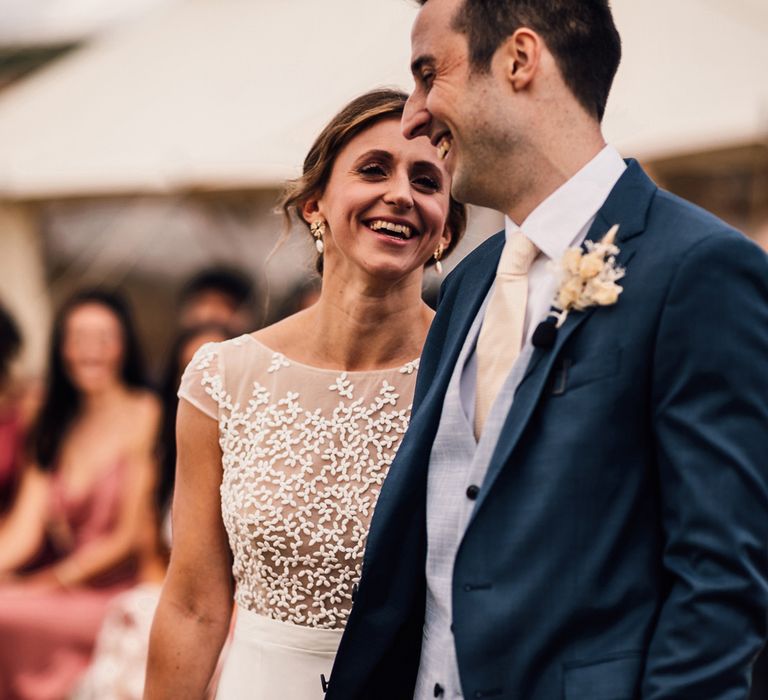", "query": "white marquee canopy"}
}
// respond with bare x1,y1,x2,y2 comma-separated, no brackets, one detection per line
0,0,765,199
